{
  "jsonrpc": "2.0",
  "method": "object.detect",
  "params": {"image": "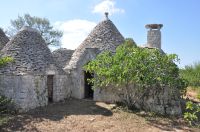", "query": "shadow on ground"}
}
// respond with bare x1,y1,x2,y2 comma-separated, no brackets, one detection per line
0,98,113,132
136,112,194,132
